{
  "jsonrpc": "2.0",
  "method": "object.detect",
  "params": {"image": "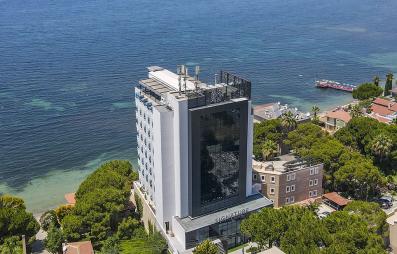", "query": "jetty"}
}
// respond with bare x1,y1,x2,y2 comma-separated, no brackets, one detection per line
315,80,357,92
